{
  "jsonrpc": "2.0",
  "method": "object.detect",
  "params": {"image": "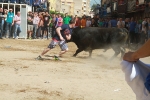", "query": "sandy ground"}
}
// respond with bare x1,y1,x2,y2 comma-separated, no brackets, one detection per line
0,39,150,100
